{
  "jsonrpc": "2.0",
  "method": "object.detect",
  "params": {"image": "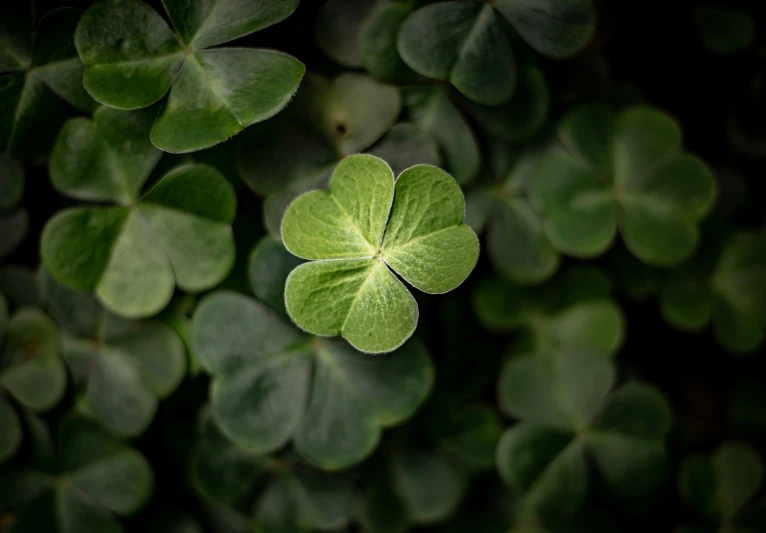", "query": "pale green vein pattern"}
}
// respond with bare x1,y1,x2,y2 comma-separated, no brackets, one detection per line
282,154,479,353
